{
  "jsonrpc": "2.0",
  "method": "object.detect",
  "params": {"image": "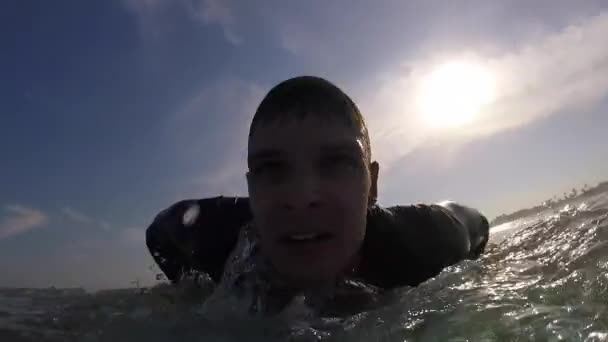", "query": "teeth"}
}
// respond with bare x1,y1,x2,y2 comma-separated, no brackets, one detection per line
288,233,319,241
